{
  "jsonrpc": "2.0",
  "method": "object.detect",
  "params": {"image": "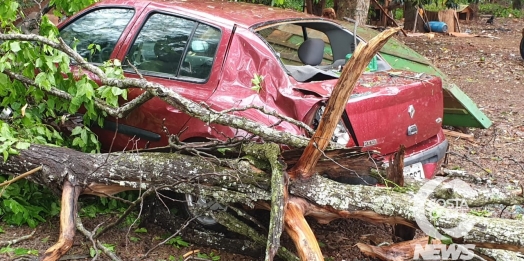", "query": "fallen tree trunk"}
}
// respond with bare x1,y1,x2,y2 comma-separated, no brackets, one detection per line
2,144,524,260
